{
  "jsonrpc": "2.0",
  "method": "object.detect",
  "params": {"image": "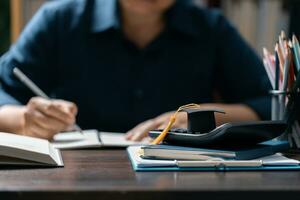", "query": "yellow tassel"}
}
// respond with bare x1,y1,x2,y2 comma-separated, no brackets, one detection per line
151,103,201,145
